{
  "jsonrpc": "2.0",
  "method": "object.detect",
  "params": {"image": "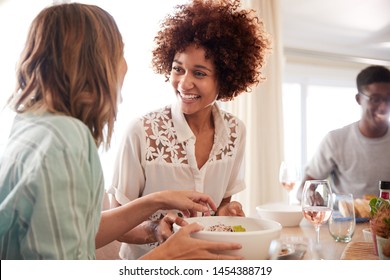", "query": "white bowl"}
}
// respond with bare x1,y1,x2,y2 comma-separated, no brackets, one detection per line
173,216,282,260
256,203,303,227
